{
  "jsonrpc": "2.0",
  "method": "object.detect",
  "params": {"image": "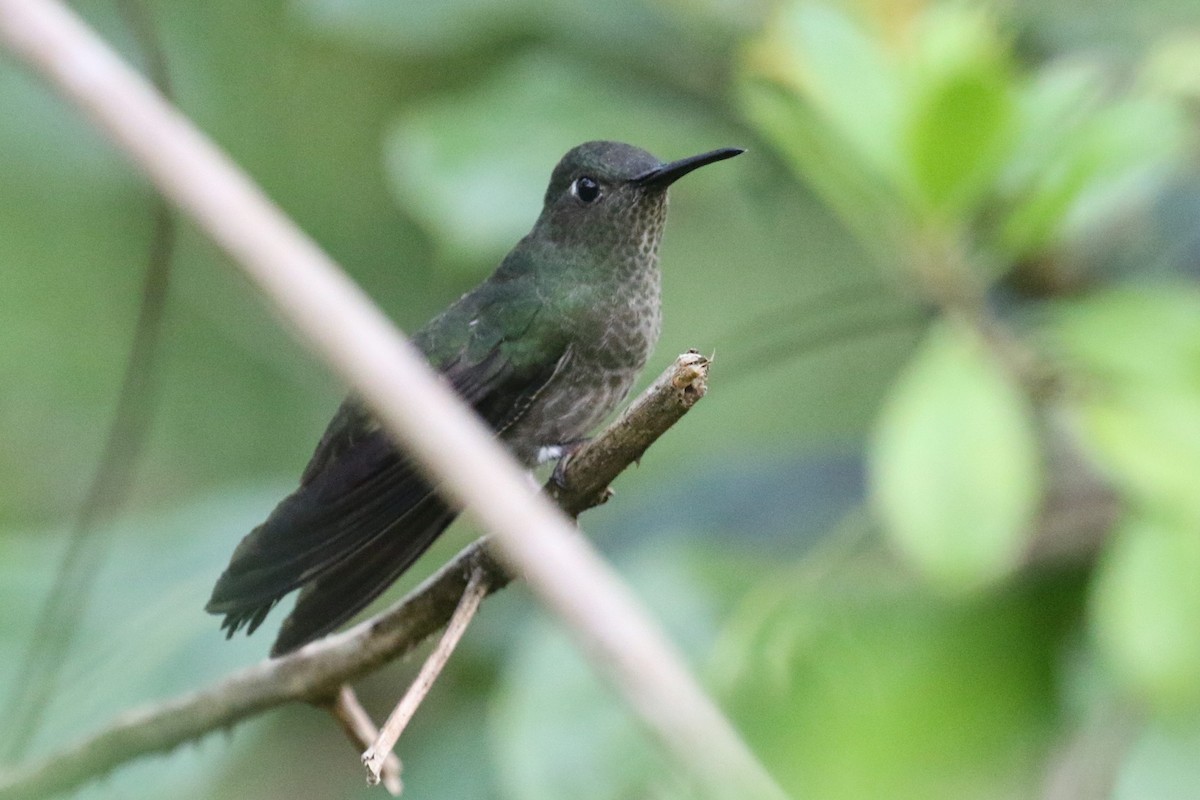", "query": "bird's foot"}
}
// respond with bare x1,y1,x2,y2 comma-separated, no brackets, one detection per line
542,438,591,491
